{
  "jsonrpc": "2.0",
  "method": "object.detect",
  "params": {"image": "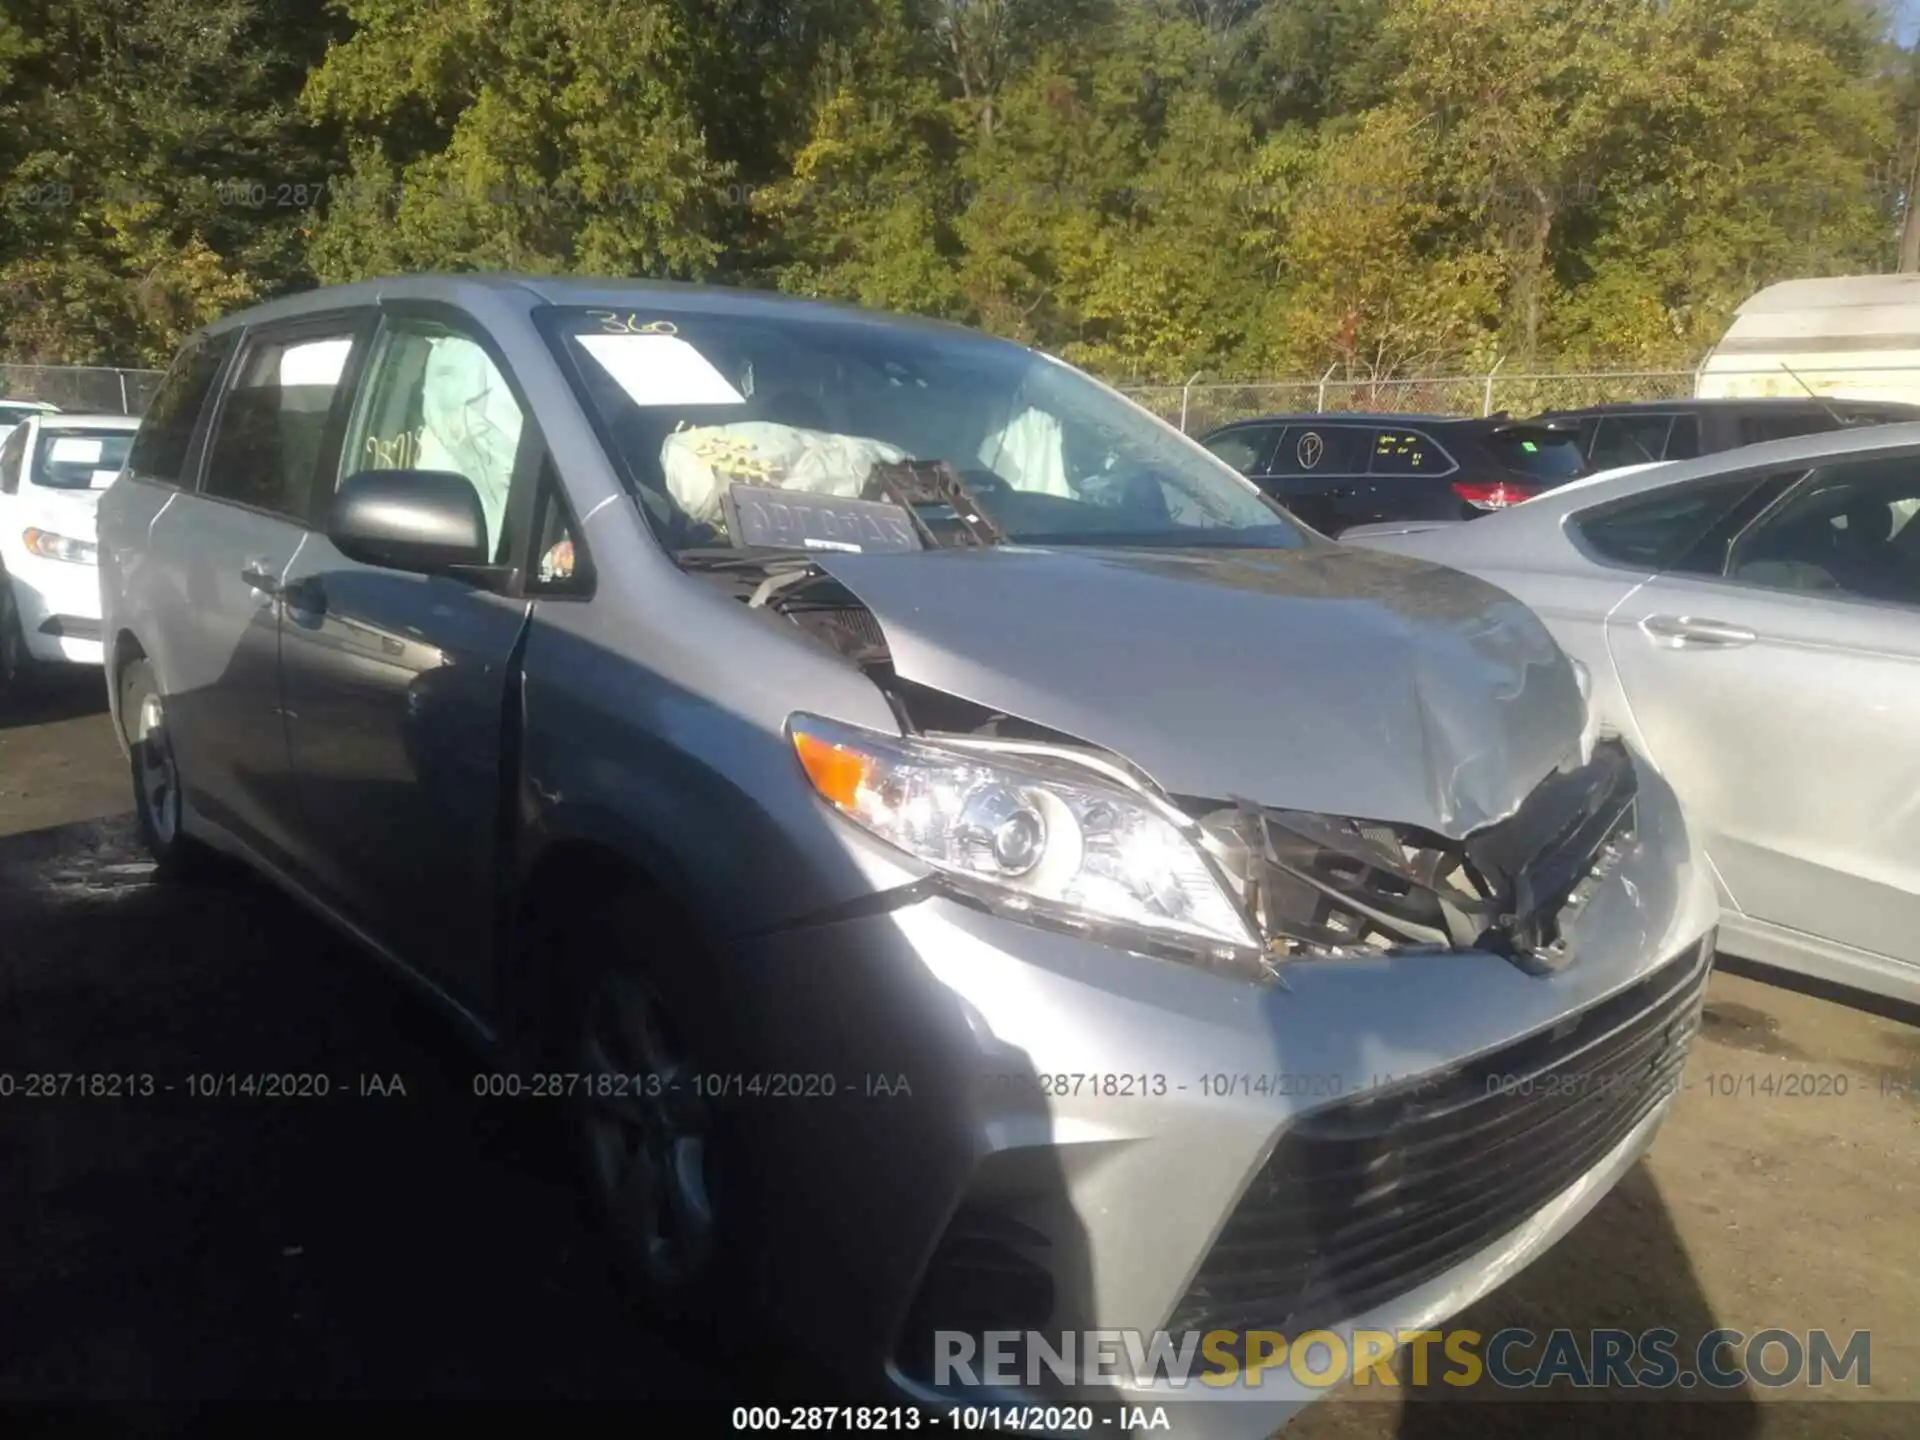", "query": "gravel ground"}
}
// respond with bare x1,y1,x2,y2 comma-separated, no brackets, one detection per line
1,672,1915,1436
